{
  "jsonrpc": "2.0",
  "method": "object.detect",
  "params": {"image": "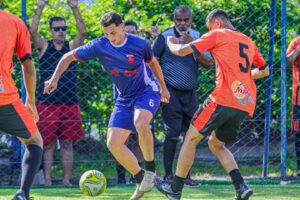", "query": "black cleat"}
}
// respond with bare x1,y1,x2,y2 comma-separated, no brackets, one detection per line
155,177,181,200
235,183,253,200
12,190,30,200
